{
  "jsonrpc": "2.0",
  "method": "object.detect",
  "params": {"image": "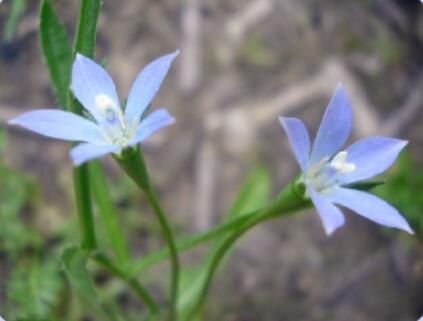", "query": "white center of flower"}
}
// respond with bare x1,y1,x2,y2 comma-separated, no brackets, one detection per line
95,94,134,146
304,150,356,194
